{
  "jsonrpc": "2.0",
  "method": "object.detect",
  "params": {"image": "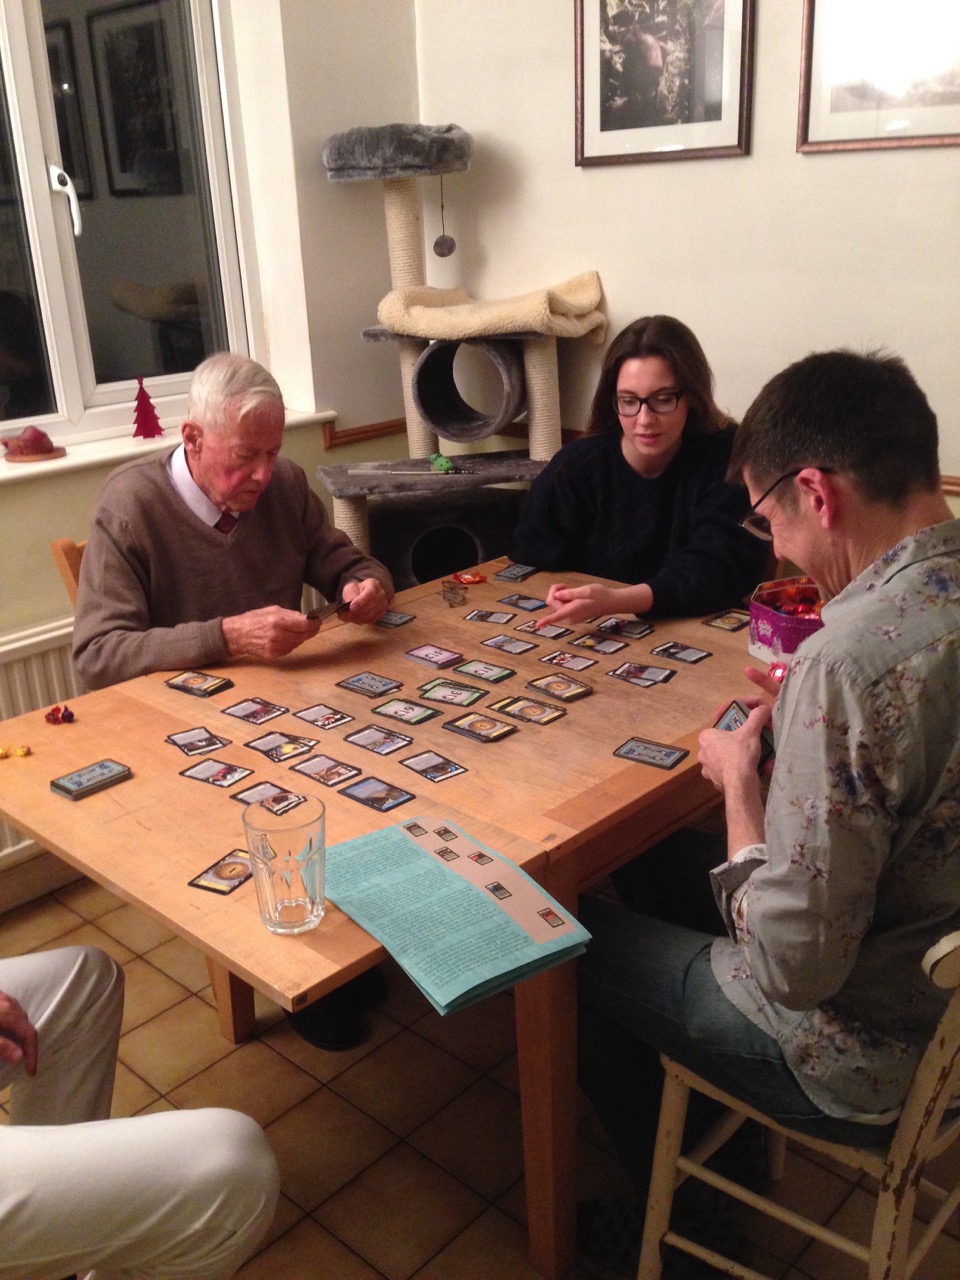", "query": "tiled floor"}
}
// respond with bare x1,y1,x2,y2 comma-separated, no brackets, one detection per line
2,880,959,1279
